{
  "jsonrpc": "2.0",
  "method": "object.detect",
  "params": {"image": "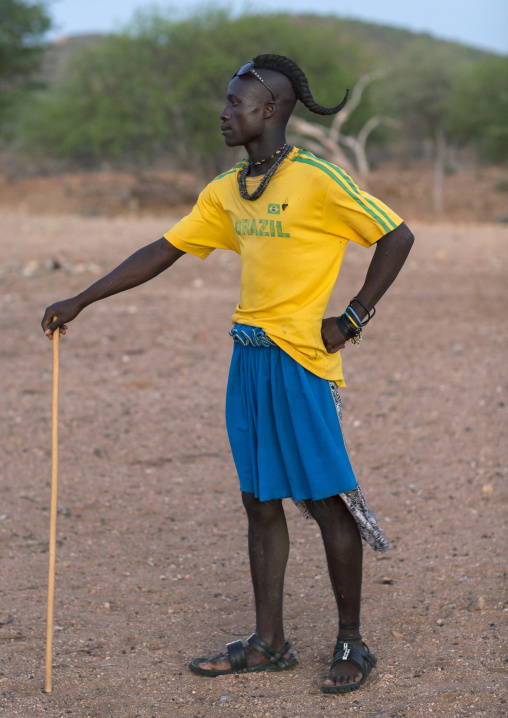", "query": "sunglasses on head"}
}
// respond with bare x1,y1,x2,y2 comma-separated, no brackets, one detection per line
233,61,275,100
